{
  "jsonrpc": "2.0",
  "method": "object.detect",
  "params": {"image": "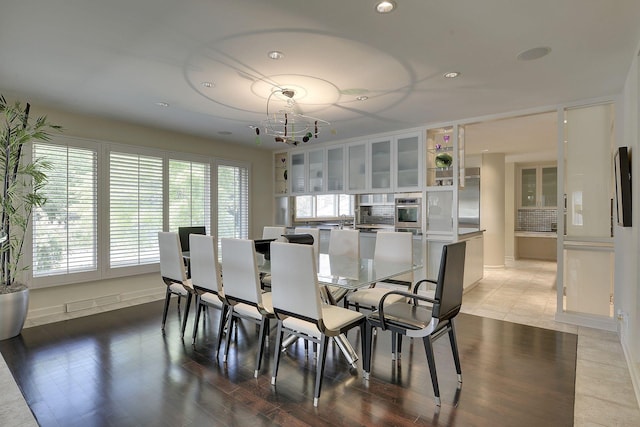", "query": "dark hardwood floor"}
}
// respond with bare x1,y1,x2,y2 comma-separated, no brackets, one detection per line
0,300,576,426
